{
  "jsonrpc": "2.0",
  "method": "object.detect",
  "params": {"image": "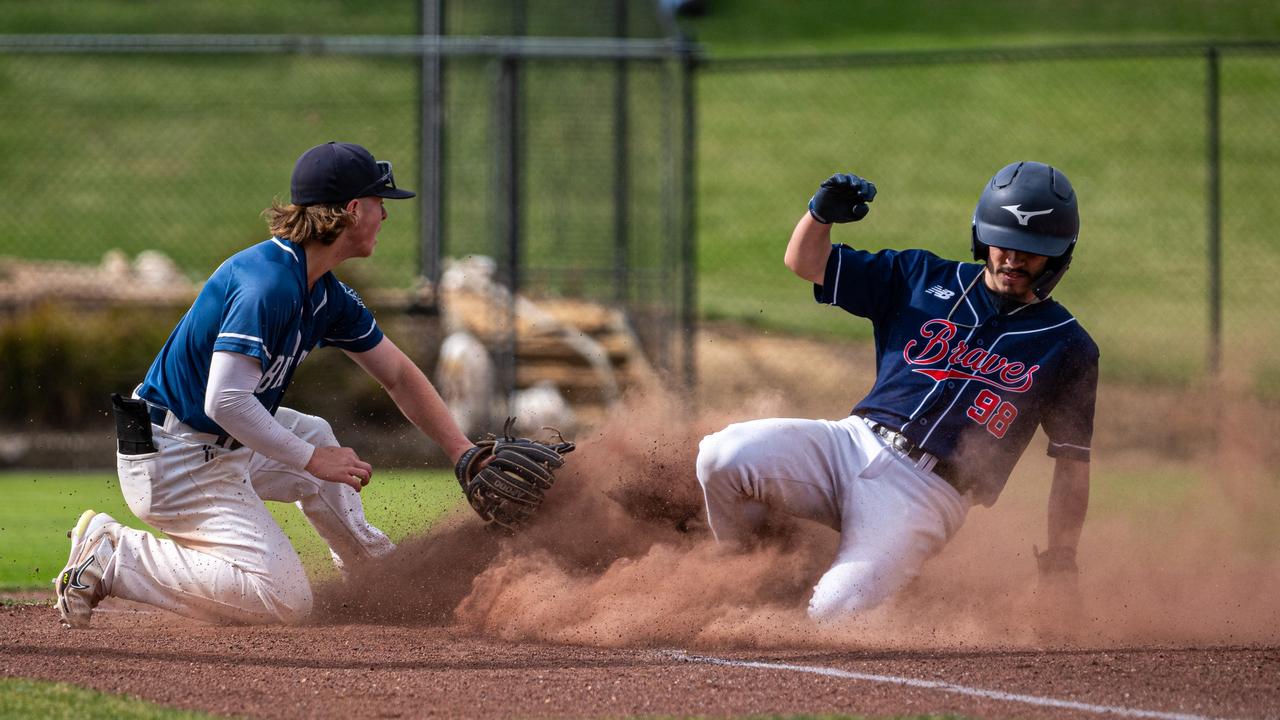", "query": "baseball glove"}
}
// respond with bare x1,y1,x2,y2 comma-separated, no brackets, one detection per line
454,418,576,532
